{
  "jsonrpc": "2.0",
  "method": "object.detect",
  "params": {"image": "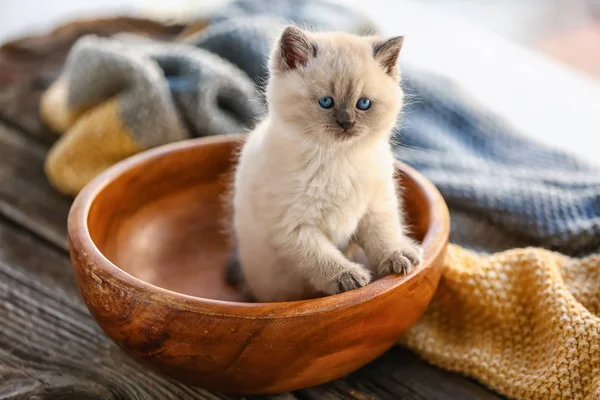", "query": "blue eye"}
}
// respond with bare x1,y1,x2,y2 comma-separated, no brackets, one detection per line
318,96,334,109
356,98,372,110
